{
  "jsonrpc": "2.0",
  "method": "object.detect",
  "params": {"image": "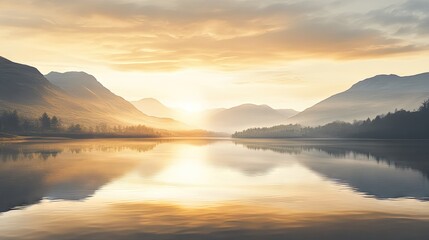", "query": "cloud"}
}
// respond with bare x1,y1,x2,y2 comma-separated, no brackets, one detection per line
365,0,429,37
0,0,427,71
234,70,306,85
